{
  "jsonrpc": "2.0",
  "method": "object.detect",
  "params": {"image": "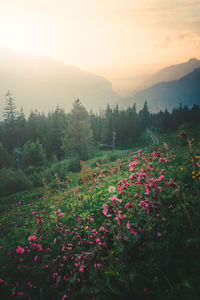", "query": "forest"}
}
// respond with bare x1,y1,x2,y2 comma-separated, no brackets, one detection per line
1,92,200,197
